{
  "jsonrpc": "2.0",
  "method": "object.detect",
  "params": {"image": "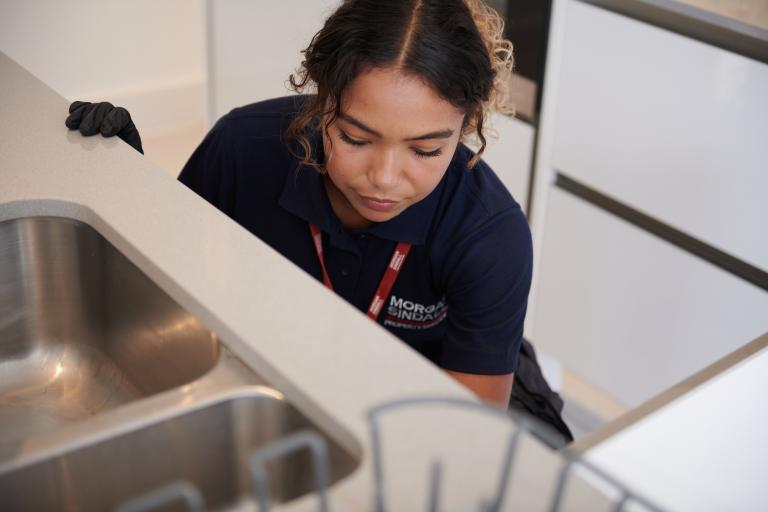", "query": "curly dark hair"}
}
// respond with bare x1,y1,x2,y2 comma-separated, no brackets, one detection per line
285,0,514,171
